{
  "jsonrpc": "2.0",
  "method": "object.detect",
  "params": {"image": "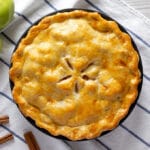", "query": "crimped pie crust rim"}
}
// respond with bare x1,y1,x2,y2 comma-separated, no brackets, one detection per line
9,9,141,141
